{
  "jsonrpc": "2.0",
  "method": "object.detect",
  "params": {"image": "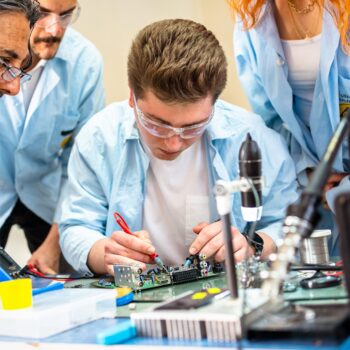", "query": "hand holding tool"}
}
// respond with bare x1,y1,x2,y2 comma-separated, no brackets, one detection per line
113,212,167,271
